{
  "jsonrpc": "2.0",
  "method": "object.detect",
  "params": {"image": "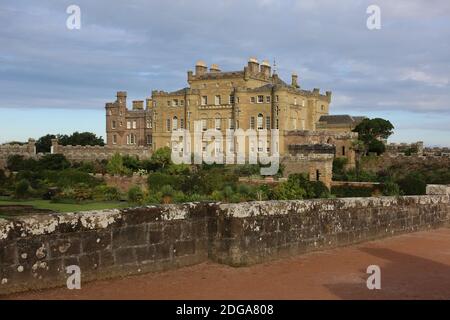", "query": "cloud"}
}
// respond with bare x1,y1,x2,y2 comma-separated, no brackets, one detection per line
0,0,449,145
